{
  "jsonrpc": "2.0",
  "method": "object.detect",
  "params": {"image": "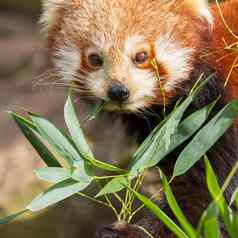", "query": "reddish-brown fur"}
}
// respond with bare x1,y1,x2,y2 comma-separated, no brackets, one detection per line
41,1,238,237
210,0,238,100
44,1,238,109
